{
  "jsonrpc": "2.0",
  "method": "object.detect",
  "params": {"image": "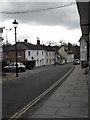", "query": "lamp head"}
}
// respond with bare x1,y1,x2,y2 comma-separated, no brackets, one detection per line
12,19,18,28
